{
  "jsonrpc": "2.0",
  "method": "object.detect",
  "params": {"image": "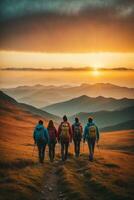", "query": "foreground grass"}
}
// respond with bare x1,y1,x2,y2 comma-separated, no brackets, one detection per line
0,127,134,200
56,151,134,200
0,158,51,200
